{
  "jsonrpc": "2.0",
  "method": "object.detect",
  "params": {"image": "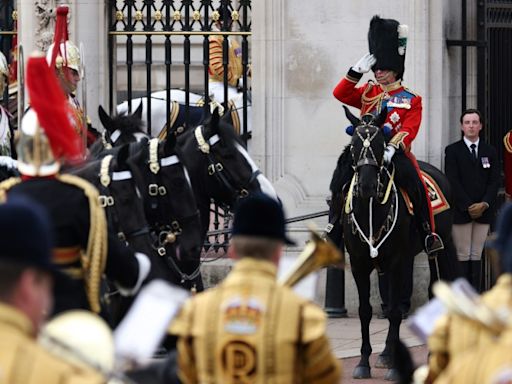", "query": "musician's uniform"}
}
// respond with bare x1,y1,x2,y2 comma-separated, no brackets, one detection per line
170,258,341,383
0,302,106,384
209,34,243,103
503,130,512,199
427,274,512,382
434,327,512,384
